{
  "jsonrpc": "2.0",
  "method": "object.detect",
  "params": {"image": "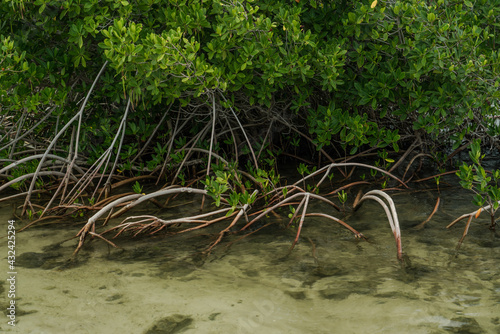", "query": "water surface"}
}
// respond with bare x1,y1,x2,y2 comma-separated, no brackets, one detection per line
0,186,499,333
